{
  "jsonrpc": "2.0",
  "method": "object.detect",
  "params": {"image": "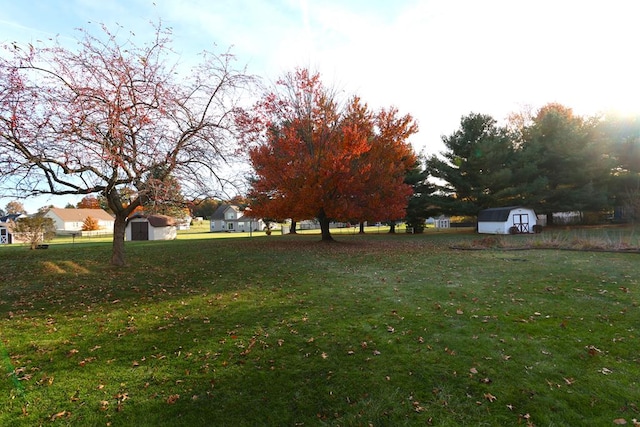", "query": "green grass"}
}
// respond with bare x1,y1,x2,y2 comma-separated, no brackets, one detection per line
1,228,639,426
